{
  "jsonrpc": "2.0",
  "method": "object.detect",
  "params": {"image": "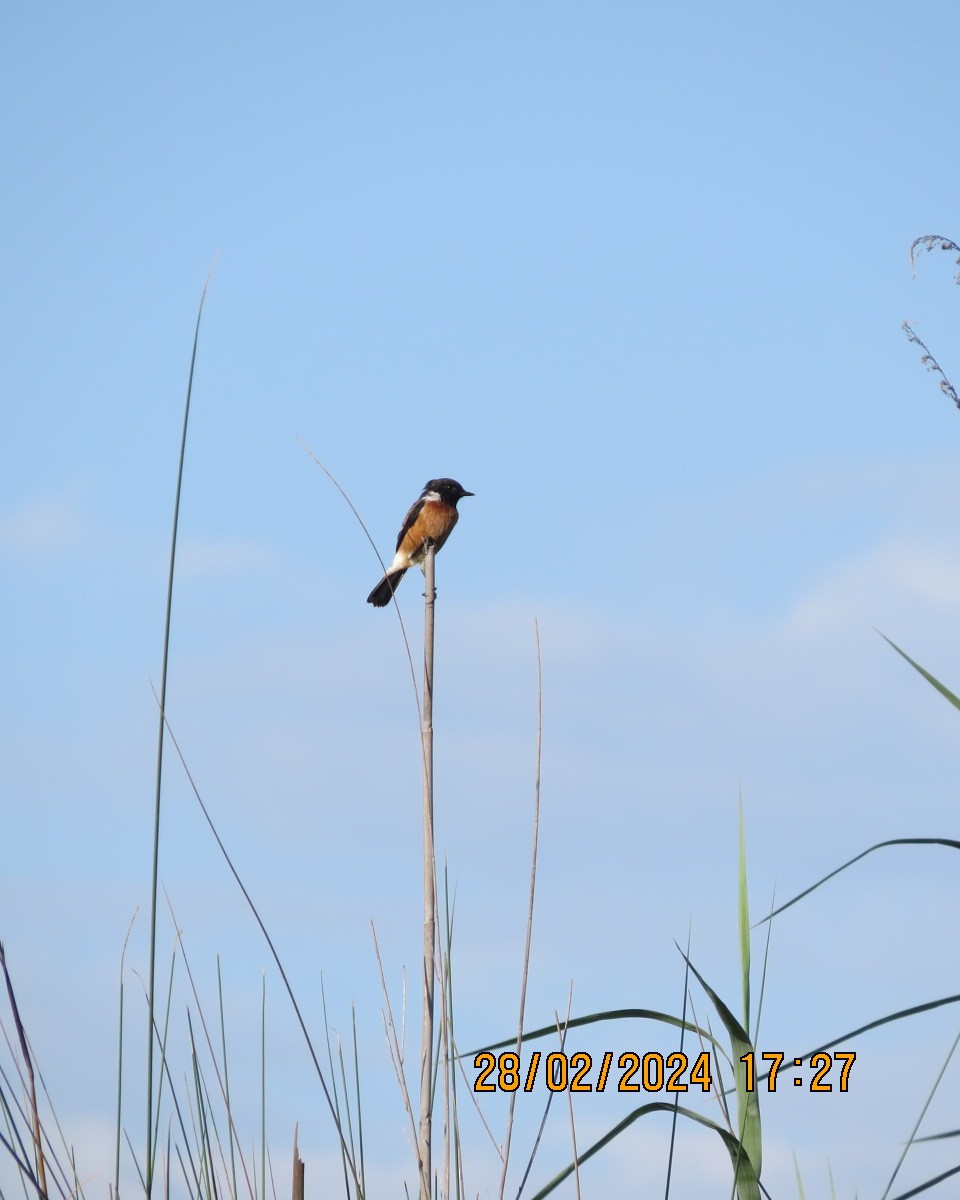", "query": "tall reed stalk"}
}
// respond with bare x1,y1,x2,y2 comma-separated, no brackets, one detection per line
146,273,211,1199
418,545,437,1200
